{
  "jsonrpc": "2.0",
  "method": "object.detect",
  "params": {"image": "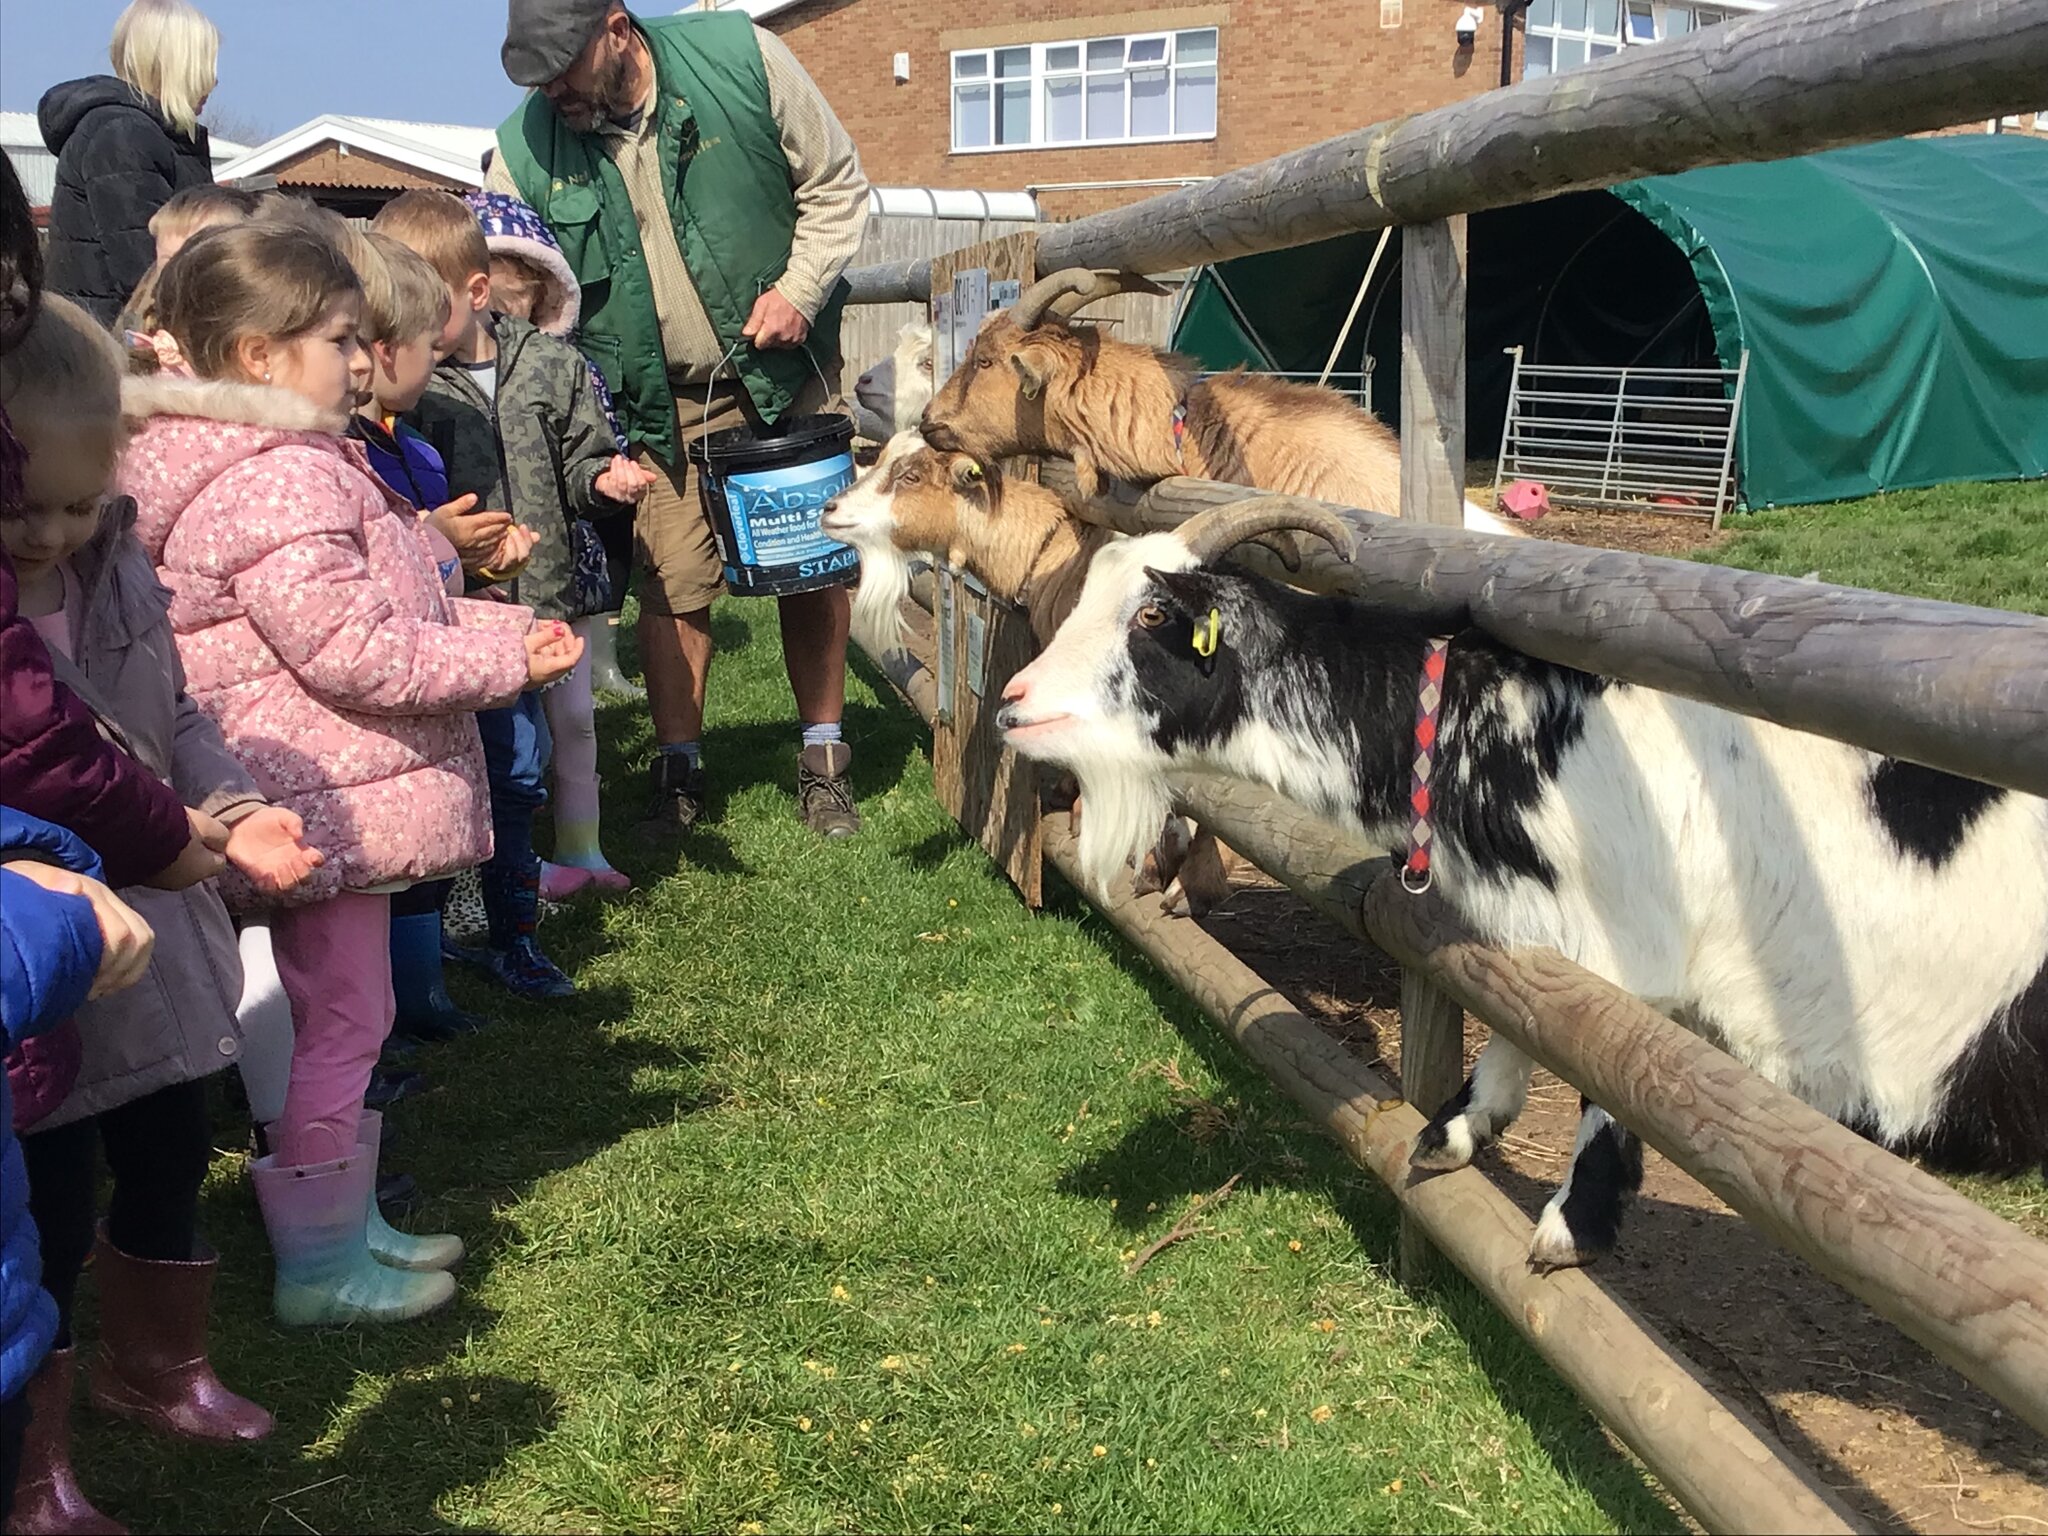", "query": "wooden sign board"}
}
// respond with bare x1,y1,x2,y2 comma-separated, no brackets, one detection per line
927,232,1043,906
